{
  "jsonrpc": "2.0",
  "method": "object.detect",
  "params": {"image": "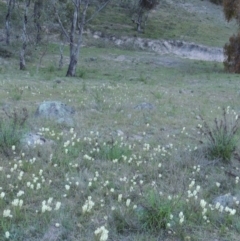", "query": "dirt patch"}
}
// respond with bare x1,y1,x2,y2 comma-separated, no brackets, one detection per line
41,225,62,241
